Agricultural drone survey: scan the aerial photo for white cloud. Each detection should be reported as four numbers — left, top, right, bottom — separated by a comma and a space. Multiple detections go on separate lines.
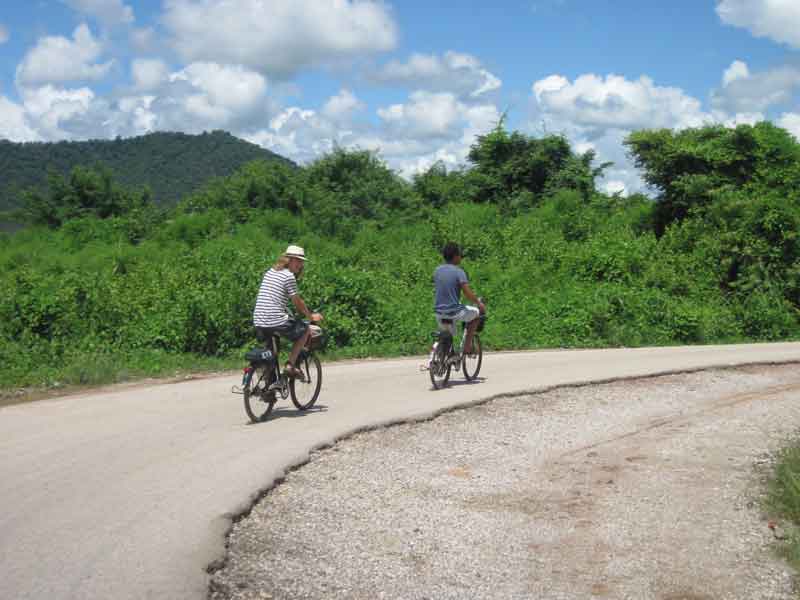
6, 59, 272, 142
602, 180, 627, 195
0, 96, 40, 141
372, 94, 500, 176
0, 24, 9, 44
373, 51, 502, 98
245, 88, 500, 179
16, 24, 113, 87
168, 62, 267, 120
722, 60, 749, 86
527, 71, 766, 194
778, 112, 800, 139
321, 89, 365, 121
378, 91, 465, 138
19, 85, 96, 139
131, 58, 169, 91
130, 27, 157, 52
162, 0, 397, 78
532, 75, 569, 102
712, 60, 800, 113
116, 62, 272, 134
532, 73, 707, 133
111, 95, 157, 134
63, 0, 134, 27
248, 107, 338, 162
716, 0, 800, 48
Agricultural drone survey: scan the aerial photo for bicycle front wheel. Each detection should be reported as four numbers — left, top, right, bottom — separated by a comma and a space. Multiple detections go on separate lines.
462, 334, 482, 381
243, 364, 277, 423
290, 352, 322, 410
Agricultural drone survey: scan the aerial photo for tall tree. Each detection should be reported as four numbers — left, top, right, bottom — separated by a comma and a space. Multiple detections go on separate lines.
625, 122, 800, 235
465, 120, 608, 209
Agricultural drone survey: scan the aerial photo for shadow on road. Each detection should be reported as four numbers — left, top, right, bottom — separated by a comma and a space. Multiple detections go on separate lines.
430, 377, 487, 391
246, 404, 330, 425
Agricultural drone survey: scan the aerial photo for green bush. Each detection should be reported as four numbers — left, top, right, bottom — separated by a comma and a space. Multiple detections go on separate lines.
2, 128, 800, 391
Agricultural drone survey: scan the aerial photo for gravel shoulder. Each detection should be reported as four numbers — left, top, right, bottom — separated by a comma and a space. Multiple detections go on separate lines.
211, 365, 800, 600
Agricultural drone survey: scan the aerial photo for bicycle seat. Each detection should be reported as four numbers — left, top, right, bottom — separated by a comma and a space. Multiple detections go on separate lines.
256, 328, 281, 342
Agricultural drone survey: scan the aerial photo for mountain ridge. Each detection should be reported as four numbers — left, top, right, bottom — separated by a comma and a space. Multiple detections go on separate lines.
0, 130, 294, 211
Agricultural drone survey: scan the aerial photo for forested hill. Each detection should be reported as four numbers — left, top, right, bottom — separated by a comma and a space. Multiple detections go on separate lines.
0, 130, 293, 210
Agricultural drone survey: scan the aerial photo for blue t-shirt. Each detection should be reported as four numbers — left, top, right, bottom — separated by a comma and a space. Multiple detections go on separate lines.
433, 263, 468, 314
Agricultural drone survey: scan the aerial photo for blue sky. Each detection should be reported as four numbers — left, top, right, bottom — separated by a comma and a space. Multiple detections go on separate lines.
1, 1, 799, 192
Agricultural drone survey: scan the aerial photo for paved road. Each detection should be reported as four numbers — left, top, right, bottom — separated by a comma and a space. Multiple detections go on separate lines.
2, 343, 800, 600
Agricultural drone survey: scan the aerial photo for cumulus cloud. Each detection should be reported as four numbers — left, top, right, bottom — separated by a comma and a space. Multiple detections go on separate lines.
372, 51, 502, 98
722, 60, 749, 86
18, 85, 96, 139
527, 71, 765, 194
63, 0, 134, 27
130, 27, 157, 52
245, 88, 500, 178
165, 62, 268, 124
0, 96, 40, 141
16, 24, 113, 87
371, 94, 500, 176
247, 107, 344, 164
532, 73, 707, 134
105, 95, 157, 135
716, 0, 800, 48
162, 0, 397, 78
0, 24, 9, 44
712, 60, 800, 113
131, 58, 169, 91
778, 112, 800, 139
6, 57, 274, 142
378, 91, 466, 139
87, 62, 273, 136
321, 89, 365, 121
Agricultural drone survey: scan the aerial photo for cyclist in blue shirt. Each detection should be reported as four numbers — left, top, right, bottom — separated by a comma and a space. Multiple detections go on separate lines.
433, 242, 486, 355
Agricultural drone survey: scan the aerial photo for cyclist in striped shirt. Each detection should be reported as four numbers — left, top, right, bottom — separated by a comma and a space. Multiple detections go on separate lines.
253, 245, 323, 380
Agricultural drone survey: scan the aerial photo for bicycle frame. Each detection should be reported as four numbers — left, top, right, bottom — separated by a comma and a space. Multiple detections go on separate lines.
433, 321, 469, 365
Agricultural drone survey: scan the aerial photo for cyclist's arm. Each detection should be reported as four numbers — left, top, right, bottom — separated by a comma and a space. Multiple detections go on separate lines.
460, 283, 486, 312
290, 294, 322, 322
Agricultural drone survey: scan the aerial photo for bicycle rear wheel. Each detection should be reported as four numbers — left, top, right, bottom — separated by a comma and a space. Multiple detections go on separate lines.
290, 352, 322, 410
462, 334, 482, 381
243, 364, 277, 423
429, 342, 452, 389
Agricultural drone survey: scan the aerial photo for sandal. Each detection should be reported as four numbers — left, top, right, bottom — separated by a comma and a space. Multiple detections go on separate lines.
284, 363, 307, 382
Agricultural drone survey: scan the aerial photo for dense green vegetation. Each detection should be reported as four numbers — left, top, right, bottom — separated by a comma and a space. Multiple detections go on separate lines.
1, 121, 799, 392
0, 130, 292, 212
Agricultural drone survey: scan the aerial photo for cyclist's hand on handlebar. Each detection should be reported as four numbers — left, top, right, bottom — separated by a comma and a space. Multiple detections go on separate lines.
477, 300, 487, 314
310, 312, 323, 322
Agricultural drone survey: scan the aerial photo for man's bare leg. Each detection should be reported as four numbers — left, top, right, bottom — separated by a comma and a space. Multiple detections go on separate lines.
288, 329, 311, 367
464, 319, 480, 355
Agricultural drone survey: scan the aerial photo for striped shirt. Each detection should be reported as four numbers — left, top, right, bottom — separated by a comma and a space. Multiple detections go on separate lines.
253, 268, 298, 327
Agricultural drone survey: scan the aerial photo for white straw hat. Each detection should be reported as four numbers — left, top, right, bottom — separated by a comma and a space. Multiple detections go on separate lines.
285, 245, 307, 261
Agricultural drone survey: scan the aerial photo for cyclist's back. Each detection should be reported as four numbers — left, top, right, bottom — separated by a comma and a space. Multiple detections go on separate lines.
432, 243, 484, 350
433, 262, 468, 316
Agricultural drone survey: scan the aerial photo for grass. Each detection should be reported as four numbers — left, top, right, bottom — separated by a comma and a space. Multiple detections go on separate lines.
766, 442, 800, 576
0, 349, 242, 406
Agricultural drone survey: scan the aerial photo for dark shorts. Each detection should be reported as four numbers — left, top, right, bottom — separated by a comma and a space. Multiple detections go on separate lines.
256, 319, 308, 343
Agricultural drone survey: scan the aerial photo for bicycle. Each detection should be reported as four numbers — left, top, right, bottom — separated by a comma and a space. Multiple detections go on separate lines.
238, 322, 326, 423
427, 309, 486, 390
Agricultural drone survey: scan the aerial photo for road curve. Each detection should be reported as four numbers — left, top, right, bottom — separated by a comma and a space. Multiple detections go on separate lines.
2, 343, 800, 600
